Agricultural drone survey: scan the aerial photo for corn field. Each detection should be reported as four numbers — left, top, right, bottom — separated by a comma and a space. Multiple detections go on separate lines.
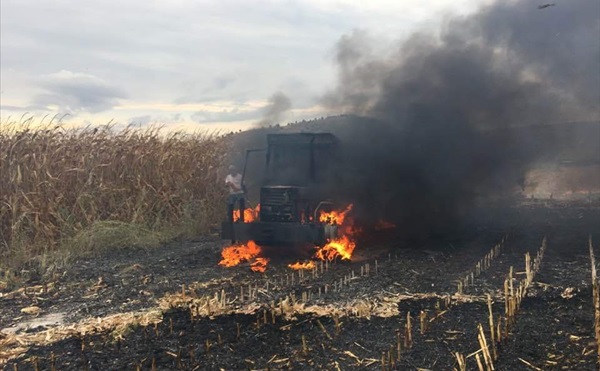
0, 122, 230, 268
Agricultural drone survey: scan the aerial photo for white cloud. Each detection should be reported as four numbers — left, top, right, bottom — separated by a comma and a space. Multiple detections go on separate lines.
31, 70, 126, 113
0, 0, 483, 130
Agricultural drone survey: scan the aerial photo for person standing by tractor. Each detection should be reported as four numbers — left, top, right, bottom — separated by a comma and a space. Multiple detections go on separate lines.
225, 165, 245, 222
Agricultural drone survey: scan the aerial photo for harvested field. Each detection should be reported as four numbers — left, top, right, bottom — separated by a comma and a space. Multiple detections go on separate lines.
1, 204, 599, 370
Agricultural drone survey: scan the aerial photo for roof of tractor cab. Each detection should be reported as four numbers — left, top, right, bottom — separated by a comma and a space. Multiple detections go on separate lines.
267, 133, 338, 146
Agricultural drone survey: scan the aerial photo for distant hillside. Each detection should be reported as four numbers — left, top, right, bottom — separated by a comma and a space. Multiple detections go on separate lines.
227, 116, 600, 166
225, 115, 381, 158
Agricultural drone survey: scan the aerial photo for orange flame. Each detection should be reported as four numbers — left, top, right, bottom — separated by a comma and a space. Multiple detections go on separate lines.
219, 241, 268, 272
250, 257, 269, 273
233, 204, 260, 223
314, 204, 358, 261
314, 235, 356, 261
288, 261, 316, 270
319, 204, 353, 225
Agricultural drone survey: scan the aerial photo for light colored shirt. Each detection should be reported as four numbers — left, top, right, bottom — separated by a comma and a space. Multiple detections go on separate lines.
225, 173, 243, 194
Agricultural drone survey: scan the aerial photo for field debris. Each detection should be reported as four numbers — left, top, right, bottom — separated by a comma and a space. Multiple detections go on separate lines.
20, 306, 41, 315
1, 207, 598, 369
1, 309, 162, 365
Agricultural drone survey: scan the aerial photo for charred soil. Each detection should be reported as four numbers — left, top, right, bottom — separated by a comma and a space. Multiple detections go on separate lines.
2, 203, 599, 370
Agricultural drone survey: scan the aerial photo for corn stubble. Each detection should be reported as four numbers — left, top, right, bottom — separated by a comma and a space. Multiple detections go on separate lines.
454, 237, 548, 371
589, 235, 600, 365
0, 122, 229, 269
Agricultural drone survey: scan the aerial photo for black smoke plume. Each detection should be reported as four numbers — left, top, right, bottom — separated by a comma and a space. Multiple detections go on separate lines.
322, 0, 600, 236
256, 91, 292, 127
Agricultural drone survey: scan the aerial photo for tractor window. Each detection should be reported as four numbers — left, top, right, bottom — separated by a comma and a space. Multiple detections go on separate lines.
267, 145, 311, 185
264, 133, 339, 186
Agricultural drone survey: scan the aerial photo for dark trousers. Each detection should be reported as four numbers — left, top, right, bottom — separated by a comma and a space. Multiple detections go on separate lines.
227, 193, 246, 222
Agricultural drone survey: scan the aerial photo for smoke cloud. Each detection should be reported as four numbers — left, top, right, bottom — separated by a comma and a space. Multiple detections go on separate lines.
256, 91, 292, 127
322, 0, 600, 236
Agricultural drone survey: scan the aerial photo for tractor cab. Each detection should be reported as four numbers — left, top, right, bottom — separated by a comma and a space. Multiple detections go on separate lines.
221, 133, 340, 246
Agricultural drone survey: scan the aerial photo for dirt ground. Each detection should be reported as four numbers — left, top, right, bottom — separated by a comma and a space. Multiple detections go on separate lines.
1, 202, 599, 370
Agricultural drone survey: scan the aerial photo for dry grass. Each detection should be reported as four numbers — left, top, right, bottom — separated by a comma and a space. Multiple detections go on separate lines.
589, 235, 600, 365
0, 119, 230, 273
0, 309, 163, 365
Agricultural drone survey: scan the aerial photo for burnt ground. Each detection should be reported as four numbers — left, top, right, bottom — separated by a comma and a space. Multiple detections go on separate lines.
1, 202, 599, 370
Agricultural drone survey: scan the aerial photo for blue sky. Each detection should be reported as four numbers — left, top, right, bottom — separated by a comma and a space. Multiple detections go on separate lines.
0, 0, 483, 131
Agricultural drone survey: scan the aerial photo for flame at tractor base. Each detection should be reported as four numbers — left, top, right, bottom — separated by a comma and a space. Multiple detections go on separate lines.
314, 235, 356, 261
313, 203, 358, 262
221, 204, 358, 272
288, 261, 316, 270
218, 240, 269, 272
233, 204, 260, 223
319, 204, 353, 225
250, 257, 269, 273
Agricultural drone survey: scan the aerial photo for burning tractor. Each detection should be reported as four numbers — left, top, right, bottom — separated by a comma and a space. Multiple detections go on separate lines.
221, 133, 346, 249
